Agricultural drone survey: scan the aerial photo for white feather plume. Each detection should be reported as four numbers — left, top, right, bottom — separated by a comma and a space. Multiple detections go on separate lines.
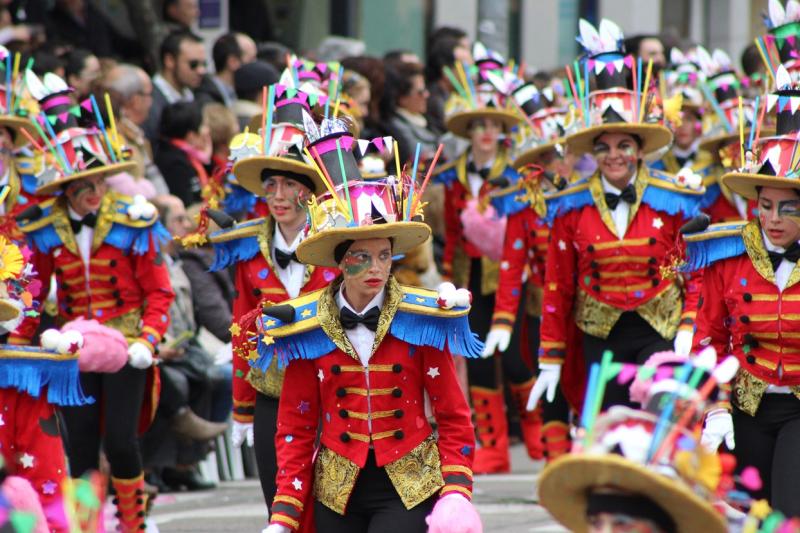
598, 19, 623, 51
776, 64, 793, 89
24, 70, 47, 101
787, 0, 800, 21
770, 0, 787, 26
577, 19, 603, 54
43, 73, 69, 94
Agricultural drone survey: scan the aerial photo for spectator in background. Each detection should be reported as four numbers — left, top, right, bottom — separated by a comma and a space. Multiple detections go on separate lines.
383, 48, 420, 68
232, 60, 279, 130
341, 55, 385, 139
32, 48, 65, 78
144, 30, 206, 143
428, 26, 472, 64
155, 101, 212, 207
44, 0, 141, 60
382, 61, 438, 164
196, 32, 256, 107
624, 34, 666, 69
341, 69, 371, 135
257, 41, 290, 72
425, 33, 466, 135
64, 48, 99, 101
741, 43, 767, 97
102, 63, 170, 195
163, 0, 200, 32
203, 102, 239, 175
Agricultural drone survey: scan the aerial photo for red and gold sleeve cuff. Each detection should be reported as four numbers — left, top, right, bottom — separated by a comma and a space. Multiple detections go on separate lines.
490, 311, 515, 330
270, 495, 303, 530
233, 400, 255, 423
678, 312, 696, 332
538, 340, 566, 365
6, 334, 30, 345
440, 465, 473, 500
139, 326, 163, 351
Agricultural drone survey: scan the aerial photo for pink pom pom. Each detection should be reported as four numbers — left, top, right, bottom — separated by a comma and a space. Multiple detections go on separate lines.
61, 318, 128, 373
628, 350, 687, 406
425, 494, 482, 533
739, 466, 762, 491
459, 199, 506, 261
2, 476, 49, 533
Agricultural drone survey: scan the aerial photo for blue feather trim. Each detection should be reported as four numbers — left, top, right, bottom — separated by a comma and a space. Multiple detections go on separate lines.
210, 235, 260, 271
27, 225, 62, 253
435, 167, 459, 187
0, 353, 93, 406
682, 234, 746, 272
641, 185, 700, 220
490, 169, 526, 217
699, 182, 722, 209
223, 184, 257, 216
390, 309, 483, 358
543, 186, 593, 225
255, 326, 336, 371
20, 172, 38, 195
104, 220, 171, 255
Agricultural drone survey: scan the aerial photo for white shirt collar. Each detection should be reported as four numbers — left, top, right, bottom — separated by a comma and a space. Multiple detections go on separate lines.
153, 73, 194, 104
672, 139, 701, 160
601, 174, 636, 195
67, 205, 89, 221
273, 224, 303, 253
336, 285, 385, 315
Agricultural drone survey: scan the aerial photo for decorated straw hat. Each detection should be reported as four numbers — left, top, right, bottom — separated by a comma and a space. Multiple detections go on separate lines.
0, 46, 38, 146
510, 83, 569, 169
721, 65, 800, 199
296, 117, 431, 267
763, 0, 800, 79
25, 71, 135, 195
539, 348, 737, 533
564, 19, 673, 156
663, 46, 708, 113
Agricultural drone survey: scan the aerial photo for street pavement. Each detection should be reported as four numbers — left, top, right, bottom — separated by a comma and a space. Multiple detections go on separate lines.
148, 444, 567, 532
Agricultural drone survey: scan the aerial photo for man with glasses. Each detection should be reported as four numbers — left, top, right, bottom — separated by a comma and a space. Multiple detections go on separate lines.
144, 30, 208, 144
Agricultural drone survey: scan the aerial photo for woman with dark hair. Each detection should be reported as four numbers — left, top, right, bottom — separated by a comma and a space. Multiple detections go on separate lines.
340, 56, 386, 139
425, 33, 471, 135
155, 101, 212, 207
64, 47, 100, 101
381, 61, 438, 165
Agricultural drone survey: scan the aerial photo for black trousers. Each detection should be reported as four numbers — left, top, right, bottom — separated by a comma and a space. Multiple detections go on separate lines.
314, 450, 436, 532
61, 364, 147, 479
466, 259, 533, 388
733, 394, 800, 516
253, 392, 279, 508
583, 312, 672, 410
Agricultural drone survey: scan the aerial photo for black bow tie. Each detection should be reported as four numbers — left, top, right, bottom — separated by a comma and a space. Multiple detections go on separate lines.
339, 306, 381, 332
675, 153, 695, 168
768, 242, 800, 271
70, 213, 97, 234
467, 162, 490, 180
274, 248, 298, 269
604, 185, 637, 210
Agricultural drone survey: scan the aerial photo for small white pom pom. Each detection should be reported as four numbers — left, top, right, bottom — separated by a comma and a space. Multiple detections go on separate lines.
40, 329, 61, 351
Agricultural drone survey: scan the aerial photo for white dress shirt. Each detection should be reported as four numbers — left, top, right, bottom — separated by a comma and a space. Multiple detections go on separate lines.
272, 227, 304, 299
601, 174, 636, 239
466, 157, 494, 198
67, 206, 94, 267
762, 231, 797, 393
153, 73, 194, 104
336, 287, 385, 367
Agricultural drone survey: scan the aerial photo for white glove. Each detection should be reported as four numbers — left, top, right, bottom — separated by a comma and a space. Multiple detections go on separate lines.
673, 329, 694, 357
481, 328, 511, 358
127, 342, 154, 369
527, 363, 561, 409
231, 421, 254, 448
261, 525, 290, 533
701, 409, 735, 451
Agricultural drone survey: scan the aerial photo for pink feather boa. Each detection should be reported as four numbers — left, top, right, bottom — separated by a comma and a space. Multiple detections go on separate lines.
459, 199, 506, 261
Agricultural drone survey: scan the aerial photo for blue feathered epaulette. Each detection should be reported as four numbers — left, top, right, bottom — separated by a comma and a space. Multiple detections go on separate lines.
489, 168, 527, 217
254, 284, 484, 370
0, 344, 93, 406
18, 199, 63, 253
643, 169, 704, 220
681, 221, 747, 272
103, 194, 170, 255
700, 180, 722, 209
434, 164, 459, 187
223, 182, 257, 216
208, 217, 265, 271
543, 179, 592, 224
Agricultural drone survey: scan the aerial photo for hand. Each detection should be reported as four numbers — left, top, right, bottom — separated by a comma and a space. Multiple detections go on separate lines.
261, 525, 290, 533
426, 493, 481, 533
701, 409, 735, 451
159, 346, 185, 361
673, 329, 694, 357
128, 342, 154, 369
527, 363, 561, 408
481, 328, 511, 358
231, 421, 254, 448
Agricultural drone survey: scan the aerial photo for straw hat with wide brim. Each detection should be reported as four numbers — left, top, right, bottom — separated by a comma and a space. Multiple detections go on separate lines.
699, 128, 775, 161
0, 300, 19, 322
0, 115, 38, 147
566, 123, 674, 156
296, 222, 431, 267
719, 169, 800, 200
513, 138, 562, 170
35, 161, 138, 196
233, 155, 322, 196
445, 108, 521, 139
539, 454, 726, 533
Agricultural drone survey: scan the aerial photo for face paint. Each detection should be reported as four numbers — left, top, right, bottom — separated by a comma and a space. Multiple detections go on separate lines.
778, 199, 800, 218
342, 250, 373, 277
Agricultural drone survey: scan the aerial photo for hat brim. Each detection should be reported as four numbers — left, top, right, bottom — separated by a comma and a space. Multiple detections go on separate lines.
35, 161, 138, 195
699, 128, 776, 161
296, 222, 431, 267
539, 454, 726, 533
0, 116, 38, 147
233, 156, 321, 196
513, 139, 562, 170
0, 300, 19, 322
445, 109, 521, 138
720, 171, 800, 200
566, 123, 673, 156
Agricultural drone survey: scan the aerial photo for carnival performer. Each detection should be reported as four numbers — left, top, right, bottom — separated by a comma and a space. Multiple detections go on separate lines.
528, 18, 704, 412
209, 82, 338, 512
434, 48, 525, 474
260, 116, 480, 532
9, 71, 174, 532
687, 63, 800, 517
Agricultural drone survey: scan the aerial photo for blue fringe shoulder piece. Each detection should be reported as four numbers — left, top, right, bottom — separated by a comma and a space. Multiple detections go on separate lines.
103, 195, 171, 255
0, 345, 93, 406
642, 169, 703, 220
543, 179, 592, 225
208, 217, 266, 271
433, 162, 459, 187
254, 284, 484, 370
223, 182, 257, 216
700, 181, 722, 209
18, 199, 63, 253
681, 221, 747, 272
489, 168, 527, 217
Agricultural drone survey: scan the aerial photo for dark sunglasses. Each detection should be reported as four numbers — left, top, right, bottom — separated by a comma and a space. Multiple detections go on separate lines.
188, 59, 207, 70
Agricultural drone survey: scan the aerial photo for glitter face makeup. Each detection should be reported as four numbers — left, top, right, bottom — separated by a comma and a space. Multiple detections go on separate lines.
339, 238, 393, 311
65, 175, 107, 215
593, 133, 642, 188
264, 175, 311, 227
758, 187, 800, 248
